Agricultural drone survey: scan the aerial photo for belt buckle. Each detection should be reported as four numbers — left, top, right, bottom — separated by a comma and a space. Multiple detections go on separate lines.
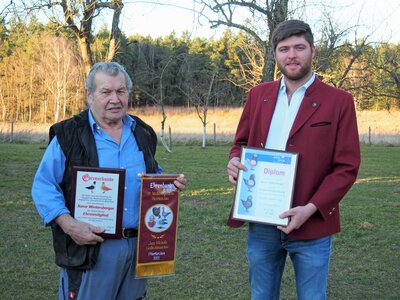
122, 228, 128, 239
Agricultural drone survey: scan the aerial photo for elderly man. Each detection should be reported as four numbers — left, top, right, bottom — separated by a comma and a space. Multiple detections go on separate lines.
32, 62, 186, 300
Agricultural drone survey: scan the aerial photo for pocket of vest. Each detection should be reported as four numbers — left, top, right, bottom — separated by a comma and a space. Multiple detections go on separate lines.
51, 224, 99, 270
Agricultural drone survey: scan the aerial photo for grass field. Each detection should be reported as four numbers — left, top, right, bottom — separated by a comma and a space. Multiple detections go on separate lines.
1, 107, 399, 145
0, 144, 399, 299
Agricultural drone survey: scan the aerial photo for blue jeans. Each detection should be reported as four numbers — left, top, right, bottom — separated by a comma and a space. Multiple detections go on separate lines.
247, 223, 332, 300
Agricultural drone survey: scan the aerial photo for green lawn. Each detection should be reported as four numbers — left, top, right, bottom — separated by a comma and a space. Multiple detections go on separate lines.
0, 144, 399, 299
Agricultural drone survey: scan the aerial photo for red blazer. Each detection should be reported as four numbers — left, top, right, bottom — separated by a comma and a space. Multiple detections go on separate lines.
228, 76, 361, 240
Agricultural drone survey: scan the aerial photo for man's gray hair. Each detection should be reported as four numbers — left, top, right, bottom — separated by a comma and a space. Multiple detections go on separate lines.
86, 62, 133, 94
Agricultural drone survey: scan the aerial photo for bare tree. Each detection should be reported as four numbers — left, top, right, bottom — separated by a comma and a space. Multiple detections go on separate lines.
197, 0, 290, 81
358, 43, 400, 110
135, 49, 184, 152
136, 63, 171, 152
40, 35, 78, 123
309, 7, 378, 110
314, 8, 373, 87
226, 33, 264, 92
5, 0, 124, 74
180, 62, 219, 148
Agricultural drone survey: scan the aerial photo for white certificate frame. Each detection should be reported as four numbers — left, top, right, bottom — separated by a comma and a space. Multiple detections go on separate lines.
71, 166, 125, 239
232, 147, 298, 226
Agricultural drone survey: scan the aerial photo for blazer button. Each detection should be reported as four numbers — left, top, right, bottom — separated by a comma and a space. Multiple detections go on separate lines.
329, 212, 333, 216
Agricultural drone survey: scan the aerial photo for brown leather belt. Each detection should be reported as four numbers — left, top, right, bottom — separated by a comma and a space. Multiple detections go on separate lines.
122, 228, 138, 238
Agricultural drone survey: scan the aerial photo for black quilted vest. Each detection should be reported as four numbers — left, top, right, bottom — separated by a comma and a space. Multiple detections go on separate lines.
48, 109, 158, 270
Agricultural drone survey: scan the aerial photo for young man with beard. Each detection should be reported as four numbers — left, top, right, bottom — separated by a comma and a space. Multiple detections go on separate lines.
226, 20, 360, 299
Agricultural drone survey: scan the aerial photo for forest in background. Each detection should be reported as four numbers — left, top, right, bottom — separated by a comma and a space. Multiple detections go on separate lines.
0, 0, 399, 125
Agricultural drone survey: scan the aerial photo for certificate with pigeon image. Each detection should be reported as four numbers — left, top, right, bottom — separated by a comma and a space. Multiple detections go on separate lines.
71, 166, 125, 239
232, 147, 298, 226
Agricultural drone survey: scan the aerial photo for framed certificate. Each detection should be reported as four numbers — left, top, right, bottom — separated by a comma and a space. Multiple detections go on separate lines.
71, 166, 125, 239
232, 147, 298, 226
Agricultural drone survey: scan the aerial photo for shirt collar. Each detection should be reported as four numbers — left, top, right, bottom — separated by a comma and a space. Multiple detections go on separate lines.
88, 109, 136, 133
279, 72, 316, 92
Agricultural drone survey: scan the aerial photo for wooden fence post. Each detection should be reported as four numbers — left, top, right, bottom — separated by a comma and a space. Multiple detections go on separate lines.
168, 125, 172, 151
10, 121, 14, 143
368, 126, 371, 145
213, 123, 216, 146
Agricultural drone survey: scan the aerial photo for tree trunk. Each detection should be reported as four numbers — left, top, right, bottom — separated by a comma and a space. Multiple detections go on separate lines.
0, 87, 6, 121
78, 37, 93, 75
264, 46, 276, 81
159, 104, 172, 152
107, 1, 123, 62
43, 95, 47, 125
202, 125, 207, 148
202, 109, 207, 148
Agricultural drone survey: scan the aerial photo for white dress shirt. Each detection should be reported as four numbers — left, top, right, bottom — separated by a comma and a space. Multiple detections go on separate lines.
265, 73, 316, 150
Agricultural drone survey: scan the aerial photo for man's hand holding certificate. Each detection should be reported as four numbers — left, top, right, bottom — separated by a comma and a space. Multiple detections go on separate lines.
232, 147, 298, 226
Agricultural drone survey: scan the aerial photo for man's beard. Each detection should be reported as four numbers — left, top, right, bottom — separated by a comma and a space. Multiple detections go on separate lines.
278, 61, 312, 81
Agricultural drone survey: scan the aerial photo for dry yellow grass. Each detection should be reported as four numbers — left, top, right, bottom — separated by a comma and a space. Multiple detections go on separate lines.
1, 107, 399, 144
356, 110, 400, 144
131, 106, 242, 136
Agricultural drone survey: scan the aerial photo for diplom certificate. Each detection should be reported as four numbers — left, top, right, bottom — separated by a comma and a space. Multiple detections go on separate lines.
71, 166, 125, 239
136, 173, 181, 278
232, 147, 298, 226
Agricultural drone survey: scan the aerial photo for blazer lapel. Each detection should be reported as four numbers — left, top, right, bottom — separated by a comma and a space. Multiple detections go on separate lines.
288, 79, 321, 139
259, 81, 280, 145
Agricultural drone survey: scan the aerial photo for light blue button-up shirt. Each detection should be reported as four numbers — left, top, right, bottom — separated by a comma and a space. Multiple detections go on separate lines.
265, 73, 315, 150
32, 110, 160, 229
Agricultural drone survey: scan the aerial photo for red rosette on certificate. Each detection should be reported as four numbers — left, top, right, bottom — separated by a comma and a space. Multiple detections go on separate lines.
136, 173, 182, 278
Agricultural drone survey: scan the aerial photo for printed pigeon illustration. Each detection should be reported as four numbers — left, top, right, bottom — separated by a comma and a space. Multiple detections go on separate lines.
147, 215, 156, 228
162, 207, 171, 220
243, 174, 256, 192
85, 181, 96, 193
246, 154, 258, 170
158, 219, 168, 225
101, 182, 112, 193
157, 218, 169, 229
241, 195, 253, 212
152, 206, 161, 219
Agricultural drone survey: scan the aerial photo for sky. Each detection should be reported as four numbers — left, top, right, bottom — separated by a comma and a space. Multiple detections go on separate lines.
0, 0, 398, 43
118, 0, 220, 39
114, 0, 400, 43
